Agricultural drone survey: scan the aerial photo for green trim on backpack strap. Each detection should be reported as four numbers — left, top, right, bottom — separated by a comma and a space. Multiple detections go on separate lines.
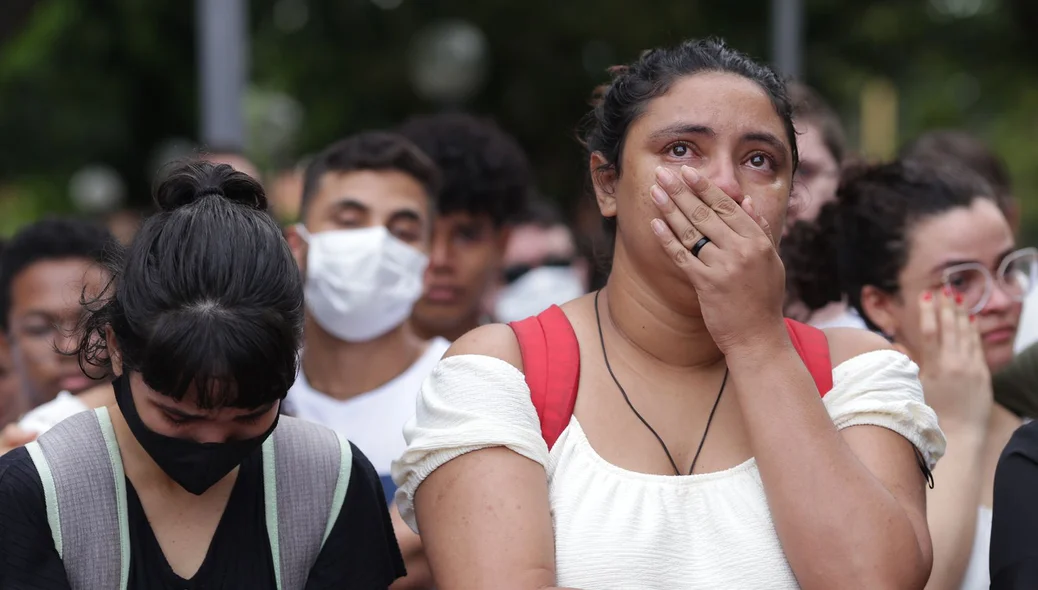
95, 408, 130, 590
25, 441, 63, 558
262, 435, 283, 590
321, 434, 353, 546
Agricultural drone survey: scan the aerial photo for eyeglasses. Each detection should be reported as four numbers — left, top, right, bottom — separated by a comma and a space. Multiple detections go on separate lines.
941, 247, 1038, 314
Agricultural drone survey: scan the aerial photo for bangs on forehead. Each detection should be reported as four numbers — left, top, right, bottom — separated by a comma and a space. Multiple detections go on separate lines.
135, 307, 298, 410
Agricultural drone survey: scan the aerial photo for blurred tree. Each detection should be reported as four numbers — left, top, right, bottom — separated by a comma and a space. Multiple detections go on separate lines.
0, 0, 1036, 243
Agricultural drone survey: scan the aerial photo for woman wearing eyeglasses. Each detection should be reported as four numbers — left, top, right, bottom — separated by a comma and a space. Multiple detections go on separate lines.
786, 159, 1035, 590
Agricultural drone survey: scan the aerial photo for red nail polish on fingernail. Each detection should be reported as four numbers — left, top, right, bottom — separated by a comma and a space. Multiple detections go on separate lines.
970, 315, 976, 323
922, 291, 932, 302
955, 293, 963, 304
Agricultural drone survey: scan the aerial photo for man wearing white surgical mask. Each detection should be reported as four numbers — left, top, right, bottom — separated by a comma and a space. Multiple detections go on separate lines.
284, 132, 450, 507
490, 199, 590, 323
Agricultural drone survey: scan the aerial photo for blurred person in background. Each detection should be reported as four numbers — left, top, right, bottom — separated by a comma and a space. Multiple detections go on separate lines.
268, 161, 307, 223
990, 341, 1038, 588
489, 198, 590, 323
0, 347, 24, 429
103, 208, 144, 246
0, 240, 28, 428
283, 132, 450, 501
786, 160, 1032, 590
398, 113, 532, 342
283, 133, 446, 590
0, 219, 113, 408
780, 82, 866, 330
0, 161, 404, 587
202, 147, 262, 182
0, 221, 119, 454
394, 39, 942, 589
900, 129, 1036, 354
991, 340, 1038, 420
783, 82, 847, 231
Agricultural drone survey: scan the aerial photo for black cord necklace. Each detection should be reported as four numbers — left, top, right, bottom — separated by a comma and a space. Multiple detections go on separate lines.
594, 289, 728, 476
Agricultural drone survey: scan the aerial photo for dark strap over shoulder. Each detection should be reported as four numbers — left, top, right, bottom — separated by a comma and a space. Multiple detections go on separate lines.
509, 305, 580, 450
511, 309, 834, 451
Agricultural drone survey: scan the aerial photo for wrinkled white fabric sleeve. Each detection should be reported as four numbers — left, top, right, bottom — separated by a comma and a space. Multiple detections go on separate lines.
824, 350, 947, 470
391, 354, 549, 533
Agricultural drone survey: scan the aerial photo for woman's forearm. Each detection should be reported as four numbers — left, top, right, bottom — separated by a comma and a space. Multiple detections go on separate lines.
922, 424, 986, 590
726, 333, 930, 589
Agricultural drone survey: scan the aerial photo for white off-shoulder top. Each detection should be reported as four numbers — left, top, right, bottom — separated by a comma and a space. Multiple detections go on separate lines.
392, 350, 946, 590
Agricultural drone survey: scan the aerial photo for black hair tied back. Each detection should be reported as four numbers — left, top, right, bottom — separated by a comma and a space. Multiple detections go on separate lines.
77, 159, 303, 409
154, 160, 267, 212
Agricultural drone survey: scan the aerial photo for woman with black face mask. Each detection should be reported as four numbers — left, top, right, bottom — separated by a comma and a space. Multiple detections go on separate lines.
0, 161, 405, 589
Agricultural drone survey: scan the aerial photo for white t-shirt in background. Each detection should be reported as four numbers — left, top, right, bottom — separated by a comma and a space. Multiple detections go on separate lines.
286, 337, 450, 503
18, 391, 89, 435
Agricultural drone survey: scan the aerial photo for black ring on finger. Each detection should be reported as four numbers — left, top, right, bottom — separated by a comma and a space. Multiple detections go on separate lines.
691, 236, 711, 258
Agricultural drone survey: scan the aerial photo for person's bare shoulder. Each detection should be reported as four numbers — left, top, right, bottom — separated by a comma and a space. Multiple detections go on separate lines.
444, 323, 524, 371
823, 327, 896, 368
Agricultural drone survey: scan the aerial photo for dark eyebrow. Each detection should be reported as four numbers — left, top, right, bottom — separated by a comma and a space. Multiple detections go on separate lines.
329, 198, 370, 214
387, 209, 423, 225
929, 248, 1016, 275
648, 124, 715, 142
742, 132, 789, 158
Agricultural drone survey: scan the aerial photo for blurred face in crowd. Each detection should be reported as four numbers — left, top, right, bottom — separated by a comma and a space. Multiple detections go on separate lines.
0, 346, 26, 426
593, 72, 795, 290
0, 258, 107, 405
206, 153, 261, 182
412, 213, 508, 340
785, 119, 840, 233
503, 223, 581, 280
487, 221, 590, 323
863, 198, 1024, 372
290, 168, 433, 274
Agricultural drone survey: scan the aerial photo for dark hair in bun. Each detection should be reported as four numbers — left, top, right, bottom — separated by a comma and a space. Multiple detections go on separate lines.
154, 160, 267, 212
77, 159, 303, 409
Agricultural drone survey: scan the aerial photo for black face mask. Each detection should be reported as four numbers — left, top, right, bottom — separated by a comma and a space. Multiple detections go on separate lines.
114, 374, 279, 495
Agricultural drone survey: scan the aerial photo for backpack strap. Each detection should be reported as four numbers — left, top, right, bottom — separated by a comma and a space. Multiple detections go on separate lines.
25, 407, 130, 590
784, 318, 834, 396
263, 416, 352, 590
509, 305, 581, 450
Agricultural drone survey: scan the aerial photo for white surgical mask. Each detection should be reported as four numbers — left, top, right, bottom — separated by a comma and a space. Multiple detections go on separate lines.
494, 266, 586, 324
297, 225, 429, 342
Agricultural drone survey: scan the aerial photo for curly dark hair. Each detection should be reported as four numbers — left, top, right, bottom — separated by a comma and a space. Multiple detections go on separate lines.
783, 159, 995, 331
77, 160, 304, 409
397, 113, 531, 227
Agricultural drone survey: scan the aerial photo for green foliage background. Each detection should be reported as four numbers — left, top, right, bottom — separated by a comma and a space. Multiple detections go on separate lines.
1, 0, 1036, 242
